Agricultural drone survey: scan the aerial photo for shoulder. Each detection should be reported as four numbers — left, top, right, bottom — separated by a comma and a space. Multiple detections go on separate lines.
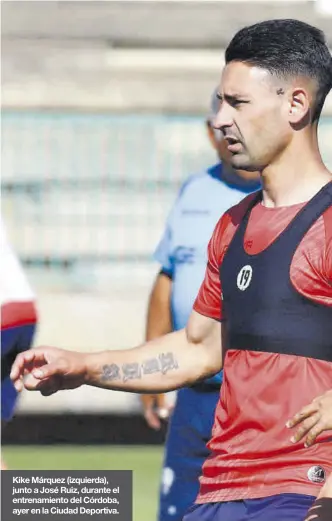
177, 169, 214, 200
226, 192, 258, 223
210, 192, 259, 262
214, 192, 258, 237
169, 169, 216, 217
164, 170, 214, 227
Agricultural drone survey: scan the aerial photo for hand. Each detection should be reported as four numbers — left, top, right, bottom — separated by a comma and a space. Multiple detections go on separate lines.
10, 346, 87, 396
141, 394, 173, 431
286, 390, 332, 447
303, 473, 332, 520
318, 472, 332, 499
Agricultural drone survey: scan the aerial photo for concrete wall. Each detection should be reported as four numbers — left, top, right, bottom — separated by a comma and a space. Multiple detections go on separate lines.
2, 1, 332, 113
3, 1, 331, 47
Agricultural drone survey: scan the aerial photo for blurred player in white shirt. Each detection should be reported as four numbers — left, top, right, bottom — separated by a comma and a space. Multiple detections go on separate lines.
1, 216, 38, 468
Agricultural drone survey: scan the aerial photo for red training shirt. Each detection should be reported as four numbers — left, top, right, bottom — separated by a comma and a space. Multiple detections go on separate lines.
193, 194, 332, 503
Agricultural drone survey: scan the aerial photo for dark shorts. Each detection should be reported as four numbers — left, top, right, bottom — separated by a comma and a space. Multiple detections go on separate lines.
158, 386, 220, 521
1, 323, 36, 421
183, 493, 316, 521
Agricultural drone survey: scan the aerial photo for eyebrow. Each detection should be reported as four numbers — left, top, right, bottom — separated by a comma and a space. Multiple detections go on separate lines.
216, 92, 250, 103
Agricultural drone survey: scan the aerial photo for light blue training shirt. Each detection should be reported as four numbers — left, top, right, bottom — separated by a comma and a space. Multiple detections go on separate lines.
154, 162, 261, 387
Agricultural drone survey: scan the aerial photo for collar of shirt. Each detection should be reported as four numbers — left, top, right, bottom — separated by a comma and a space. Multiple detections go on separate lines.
207, 162, 261, 193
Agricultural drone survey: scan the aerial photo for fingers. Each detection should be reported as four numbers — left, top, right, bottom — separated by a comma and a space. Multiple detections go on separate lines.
287, 391, 332, 447
23, 372, 60, 394
304, 512, 319, 521
288, 412, 329, 447
11, 349, 66, 393
286, 402, 319, 429
10, 350, 33, 380
318, 473, 332, 499
140, 394, 155, 409
156, 393, 167, 408
155, 394, 172, 421
158, 403, 174, 421
10, 350, 39, 391
142, 395, 172, 429
289, 413, 320, 445
158, 407, 170, 421
303, 420, 329, 447
30, 360, 64, 381
144, 408, 162, 430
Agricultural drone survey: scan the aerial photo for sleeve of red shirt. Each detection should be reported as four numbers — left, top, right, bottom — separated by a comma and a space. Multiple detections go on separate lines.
193, 215, 226, 322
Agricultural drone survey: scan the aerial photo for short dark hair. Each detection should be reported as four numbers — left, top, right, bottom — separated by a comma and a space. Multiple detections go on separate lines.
225, 19, 332, 121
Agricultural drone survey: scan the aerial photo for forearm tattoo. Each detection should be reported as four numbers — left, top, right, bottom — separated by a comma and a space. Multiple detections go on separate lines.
100, 352, 179, 382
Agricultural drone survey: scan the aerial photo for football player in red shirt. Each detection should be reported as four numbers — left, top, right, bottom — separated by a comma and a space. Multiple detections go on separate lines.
10, 19, 332, 521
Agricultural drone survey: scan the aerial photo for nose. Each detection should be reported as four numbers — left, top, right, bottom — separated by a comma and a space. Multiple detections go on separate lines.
212, 104, 233, 133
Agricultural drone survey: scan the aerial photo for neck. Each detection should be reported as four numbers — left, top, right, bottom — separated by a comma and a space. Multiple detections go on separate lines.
223, 163, 260, 184
260, 130, 331, 208
236, 169, 261, 182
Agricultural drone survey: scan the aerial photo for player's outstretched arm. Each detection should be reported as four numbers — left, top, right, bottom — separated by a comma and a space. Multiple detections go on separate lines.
10, 310, 222, 396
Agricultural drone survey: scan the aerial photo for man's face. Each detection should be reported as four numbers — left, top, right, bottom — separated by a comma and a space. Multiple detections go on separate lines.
213, 62, 292, 171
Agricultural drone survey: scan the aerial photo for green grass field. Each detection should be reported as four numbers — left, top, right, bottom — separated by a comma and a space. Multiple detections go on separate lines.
2, 445, 164, 521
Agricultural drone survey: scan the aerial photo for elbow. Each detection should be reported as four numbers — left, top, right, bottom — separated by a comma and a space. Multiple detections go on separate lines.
186, 345, 221, 386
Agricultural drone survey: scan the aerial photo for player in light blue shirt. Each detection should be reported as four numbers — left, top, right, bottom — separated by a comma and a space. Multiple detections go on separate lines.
140, 90, 261, 521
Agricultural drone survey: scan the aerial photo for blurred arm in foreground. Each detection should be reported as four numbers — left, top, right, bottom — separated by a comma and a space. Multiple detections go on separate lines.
10, 310, 222, 396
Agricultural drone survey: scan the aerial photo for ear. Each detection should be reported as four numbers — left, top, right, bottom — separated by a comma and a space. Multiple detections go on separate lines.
206, 120, 217, 150
288, 88, 310, 124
